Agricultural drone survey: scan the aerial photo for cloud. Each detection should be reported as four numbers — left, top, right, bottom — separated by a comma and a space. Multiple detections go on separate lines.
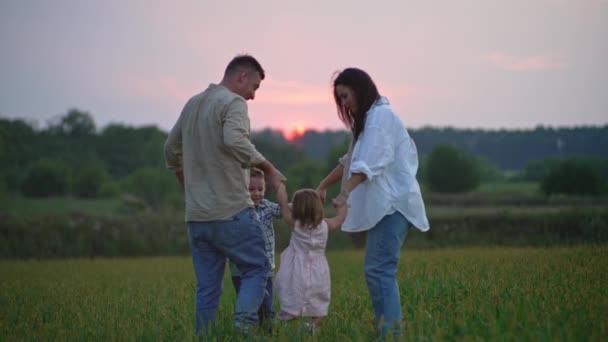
255, 79, 332, 105
486, 52, 567, 71
115, 74, 198, 106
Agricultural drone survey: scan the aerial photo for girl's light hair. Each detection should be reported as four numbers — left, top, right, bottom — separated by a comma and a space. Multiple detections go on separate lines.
291, 189, 324, 228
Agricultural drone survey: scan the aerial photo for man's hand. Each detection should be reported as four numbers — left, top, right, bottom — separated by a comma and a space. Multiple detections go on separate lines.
254, 160, 286, 193
175, 169, 185, 190
316, 186, 327, 203
266, 168, 286, 193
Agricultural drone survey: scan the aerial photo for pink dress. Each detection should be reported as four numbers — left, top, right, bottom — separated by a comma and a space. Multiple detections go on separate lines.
275, 220, 330, 318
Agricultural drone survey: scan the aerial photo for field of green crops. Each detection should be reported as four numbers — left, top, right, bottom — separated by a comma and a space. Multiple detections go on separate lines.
1, 246, 606, 341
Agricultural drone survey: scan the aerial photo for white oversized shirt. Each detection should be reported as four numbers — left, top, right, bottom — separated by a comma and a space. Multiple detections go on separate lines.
341, 97, 430, 233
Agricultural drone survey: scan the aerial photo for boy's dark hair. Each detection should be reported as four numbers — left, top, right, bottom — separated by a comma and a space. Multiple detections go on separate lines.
333, 68, 380, 142
291, 189, 324, 228
225, 54, 265, 80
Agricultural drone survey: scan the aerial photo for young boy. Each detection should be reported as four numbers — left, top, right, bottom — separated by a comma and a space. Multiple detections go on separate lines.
229, 167, 281, 331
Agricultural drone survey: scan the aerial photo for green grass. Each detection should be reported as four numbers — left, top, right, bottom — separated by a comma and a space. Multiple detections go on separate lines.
426, 205, 570, 218
0, 196, 122, 215
476, 181, 540, 195
1, 246, 606, 340
420, 181, 540, 196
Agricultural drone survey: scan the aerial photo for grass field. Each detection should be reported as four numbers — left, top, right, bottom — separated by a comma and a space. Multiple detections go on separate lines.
1, 246, 606, 341
0, 196, 122, 216
476, 182, 539, 195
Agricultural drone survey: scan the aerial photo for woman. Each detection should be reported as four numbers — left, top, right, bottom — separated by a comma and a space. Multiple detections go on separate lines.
316, 68, 430, 337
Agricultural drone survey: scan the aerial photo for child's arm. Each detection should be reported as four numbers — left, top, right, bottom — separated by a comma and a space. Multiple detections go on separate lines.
269, 201, 281, 218
325, 205, 347, 231
276, 182, 294, 227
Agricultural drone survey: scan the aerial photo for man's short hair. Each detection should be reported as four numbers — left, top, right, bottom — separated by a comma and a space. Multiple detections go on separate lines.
225, 54, 265, 80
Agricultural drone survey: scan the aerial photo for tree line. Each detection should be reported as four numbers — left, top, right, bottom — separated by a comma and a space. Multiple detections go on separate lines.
1, 109, 607, 257
284, 125, 608, 171
1, 109, 607, 207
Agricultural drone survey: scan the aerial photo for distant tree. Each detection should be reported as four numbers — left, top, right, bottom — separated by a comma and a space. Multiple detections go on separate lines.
0, 177, 6, 198
324, 140, 350, 174
0, 118, 38, 192
47, 109, 96, 137
426, 144, 480, 193
417, 154, 428, 184
521, 159, 561, 181
251, 135, 306, 172
98, 180, 121, 198
0, 118, 36, 162
251, 128, 286, 143
295, 130, 350, 161
285, 159, 326, 193
541, 158, 604, 196
21, 159, 69, 197
320, 140, 350, 201
97, 124, 167, 178
410, 125, 608, 170
71, 159, 111, 198
123, 167, 178, 209
476, 157, 505, 182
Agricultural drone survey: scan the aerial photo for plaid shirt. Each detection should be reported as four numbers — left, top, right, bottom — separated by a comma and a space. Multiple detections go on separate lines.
230, 199, 281, 277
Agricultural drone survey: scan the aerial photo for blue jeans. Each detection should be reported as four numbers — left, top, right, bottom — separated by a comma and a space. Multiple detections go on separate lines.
232, 275, 274, 331
188, 208, 270, 335
364, 211, 410, 338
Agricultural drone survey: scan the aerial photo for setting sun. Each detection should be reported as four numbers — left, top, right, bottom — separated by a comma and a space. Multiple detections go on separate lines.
284, 123, 307, 142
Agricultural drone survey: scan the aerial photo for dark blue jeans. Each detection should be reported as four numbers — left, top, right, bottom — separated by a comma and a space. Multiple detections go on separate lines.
364, 211, 410, 338
187, 208, 270, 335
232, 275, 274, 331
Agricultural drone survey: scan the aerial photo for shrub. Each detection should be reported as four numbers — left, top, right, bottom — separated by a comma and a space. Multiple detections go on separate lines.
0, 177, 6, 198
71, 160, 110, 198
21, 159, 69, 197
285, 159, 326, 193
476, 157, 504, 182
541, 158, 604, 196
123, 168, 179, 209
99, 181, 121, 198
522, 159, 561, 181
426, 144, 480, 193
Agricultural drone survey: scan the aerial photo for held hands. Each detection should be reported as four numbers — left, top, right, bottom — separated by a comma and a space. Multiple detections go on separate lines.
332, 189, 349, 208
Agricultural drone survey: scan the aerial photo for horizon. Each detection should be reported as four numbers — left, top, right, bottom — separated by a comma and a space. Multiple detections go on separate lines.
1, 1, 607, 134
2, 109, 605, 143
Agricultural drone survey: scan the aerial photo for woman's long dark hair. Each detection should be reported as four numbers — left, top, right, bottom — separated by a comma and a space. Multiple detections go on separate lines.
333, 68, 380, 142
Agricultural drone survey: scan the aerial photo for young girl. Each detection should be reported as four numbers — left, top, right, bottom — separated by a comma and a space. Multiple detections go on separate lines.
274, 182, 346, 332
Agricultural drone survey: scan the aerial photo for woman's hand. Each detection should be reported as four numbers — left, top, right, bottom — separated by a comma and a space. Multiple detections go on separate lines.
332, 173, 365, 208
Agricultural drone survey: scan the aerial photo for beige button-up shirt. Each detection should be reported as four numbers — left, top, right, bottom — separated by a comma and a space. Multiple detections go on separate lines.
164, 84, 266, 221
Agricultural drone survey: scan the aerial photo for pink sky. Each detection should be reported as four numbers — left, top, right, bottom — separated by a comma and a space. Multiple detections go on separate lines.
1, 0, 607, 136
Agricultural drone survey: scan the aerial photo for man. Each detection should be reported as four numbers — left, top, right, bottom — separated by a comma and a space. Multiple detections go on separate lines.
164, 54, 285, 335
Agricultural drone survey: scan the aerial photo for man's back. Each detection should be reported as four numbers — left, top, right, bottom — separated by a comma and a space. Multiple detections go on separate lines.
164, 54, 287, 335
165, 84, 266, 221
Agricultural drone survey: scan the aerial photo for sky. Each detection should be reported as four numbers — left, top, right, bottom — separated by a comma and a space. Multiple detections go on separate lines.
1, 0, 607, 137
